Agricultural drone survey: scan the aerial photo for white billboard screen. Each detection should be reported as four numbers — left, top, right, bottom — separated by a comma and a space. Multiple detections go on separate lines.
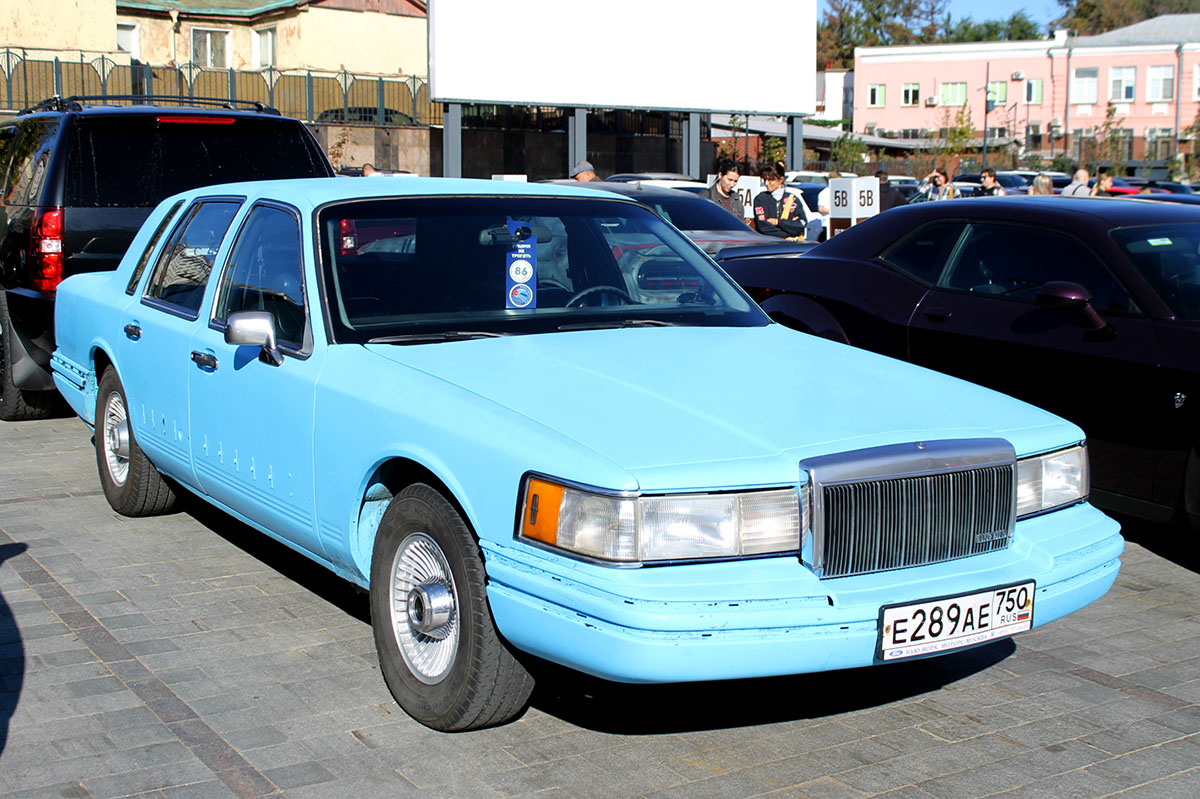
429, 0, 816, 116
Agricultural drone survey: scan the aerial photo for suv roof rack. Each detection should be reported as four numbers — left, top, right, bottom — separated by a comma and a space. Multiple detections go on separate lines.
20, 95, 282, 116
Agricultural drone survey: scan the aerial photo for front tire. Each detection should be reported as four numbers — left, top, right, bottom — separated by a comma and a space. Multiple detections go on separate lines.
370, 484, 533, 731
95, 368, 176, 516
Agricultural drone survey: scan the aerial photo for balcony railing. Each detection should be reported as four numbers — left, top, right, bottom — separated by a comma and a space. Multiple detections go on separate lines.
0, 49, 441, 127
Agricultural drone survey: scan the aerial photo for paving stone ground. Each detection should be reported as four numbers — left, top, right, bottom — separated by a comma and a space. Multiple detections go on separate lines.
1, 416, 1197, 798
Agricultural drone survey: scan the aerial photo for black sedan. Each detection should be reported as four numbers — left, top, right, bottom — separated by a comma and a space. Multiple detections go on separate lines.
717, 197, 1200, 529
545, 180, 784, 254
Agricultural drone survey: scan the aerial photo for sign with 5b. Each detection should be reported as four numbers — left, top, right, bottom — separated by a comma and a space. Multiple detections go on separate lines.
829, 176, 879, 236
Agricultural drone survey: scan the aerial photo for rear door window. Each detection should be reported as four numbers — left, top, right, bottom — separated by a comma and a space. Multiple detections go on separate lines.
65, 115, 328, 208
2, 119, 60, 206
144, 200, 241, 317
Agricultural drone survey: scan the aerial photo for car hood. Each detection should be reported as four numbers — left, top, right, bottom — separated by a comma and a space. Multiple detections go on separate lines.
363, 324, 1080, 491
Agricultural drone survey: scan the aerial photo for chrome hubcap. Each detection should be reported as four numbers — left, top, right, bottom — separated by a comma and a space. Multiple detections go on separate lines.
102, 391, 130, 486
390, 532, 459, 684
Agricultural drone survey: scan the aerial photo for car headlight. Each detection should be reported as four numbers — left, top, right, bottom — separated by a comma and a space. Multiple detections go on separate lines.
519, 476, 806, 563
1016, 445, 1089, 518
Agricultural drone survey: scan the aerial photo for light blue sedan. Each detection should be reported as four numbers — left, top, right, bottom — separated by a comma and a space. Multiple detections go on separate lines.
51, 177, 1123, 731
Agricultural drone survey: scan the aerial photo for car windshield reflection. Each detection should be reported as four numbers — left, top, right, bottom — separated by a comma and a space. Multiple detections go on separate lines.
1111, 224, 1200, 321
318, 197, 764, 342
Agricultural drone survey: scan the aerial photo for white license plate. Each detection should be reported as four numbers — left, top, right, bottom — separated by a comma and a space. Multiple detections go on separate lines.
878, 581, 1035, 661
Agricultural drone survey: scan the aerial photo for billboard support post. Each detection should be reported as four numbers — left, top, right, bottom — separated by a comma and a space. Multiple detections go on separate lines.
443, 102, 462, 178
787, 116, 804, 171
683, 112, 701, 178
568, 108, 588, 171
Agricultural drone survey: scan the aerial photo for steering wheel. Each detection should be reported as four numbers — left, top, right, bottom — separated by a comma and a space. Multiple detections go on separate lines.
565, 285, 634, 307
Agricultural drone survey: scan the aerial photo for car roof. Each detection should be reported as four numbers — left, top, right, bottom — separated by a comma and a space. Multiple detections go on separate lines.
167, 176, 636, 207
11, 96, 285, 119
542, 179, 701, 199
811, 196, 1200, 256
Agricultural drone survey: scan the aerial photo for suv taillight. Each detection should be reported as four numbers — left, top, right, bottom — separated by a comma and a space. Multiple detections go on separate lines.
30, 206, 64, 293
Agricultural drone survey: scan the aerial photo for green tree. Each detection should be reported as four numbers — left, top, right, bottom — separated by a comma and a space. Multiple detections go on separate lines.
831, 132, 870, 172
932, 104, 975, 170
943, 12, 1041, 42
1094, 101, 1128, 177
1054, 1, 1200, 36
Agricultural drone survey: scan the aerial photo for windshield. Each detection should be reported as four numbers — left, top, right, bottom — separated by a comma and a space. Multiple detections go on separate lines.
317, 196, 766, 342
1111, 224, 1200, 320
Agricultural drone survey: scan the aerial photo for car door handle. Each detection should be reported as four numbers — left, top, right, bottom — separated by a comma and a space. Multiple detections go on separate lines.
920, 305, 953, 322
124, 324, 141, 340
190, 351, 218, 371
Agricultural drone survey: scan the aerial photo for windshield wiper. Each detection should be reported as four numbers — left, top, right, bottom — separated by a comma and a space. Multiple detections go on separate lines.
557, 319, 680, 331
366, 330, 509, 344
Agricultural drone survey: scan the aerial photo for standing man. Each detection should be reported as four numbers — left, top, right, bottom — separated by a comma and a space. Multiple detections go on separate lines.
1062, 168, 1091, 196
978, 168, 1006, 196
569, 160, 599, 182
876, 170, 908, 211
701, 160, 747, 223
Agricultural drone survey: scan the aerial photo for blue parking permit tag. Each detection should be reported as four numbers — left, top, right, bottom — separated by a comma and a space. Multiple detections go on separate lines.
505, 221, 537, 309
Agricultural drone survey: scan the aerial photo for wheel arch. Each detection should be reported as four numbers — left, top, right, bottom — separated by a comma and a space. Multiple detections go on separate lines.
351, 457, 476, 587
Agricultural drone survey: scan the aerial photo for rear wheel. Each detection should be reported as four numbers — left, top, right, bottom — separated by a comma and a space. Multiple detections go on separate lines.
0, 293, 56, 422
95, 368, 176, 516
370, 483, 533, 731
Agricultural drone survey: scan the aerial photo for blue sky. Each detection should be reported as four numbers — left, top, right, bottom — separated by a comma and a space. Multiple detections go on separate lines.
819, 1, 1063, 32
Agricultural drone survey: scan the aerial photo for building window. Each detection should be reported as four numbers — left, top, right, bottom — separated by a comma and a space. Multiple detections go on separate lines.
940, 82, 967, 106
1072, 68, 1098, 104
902, 84, 919, 106
253, 27, 276, 68
868, 85, 886, 107
987, 81, 1007, 105
192, 28, 229, 69
1027, 123, 1042, 150
116, 24, 140, 60
1110, 67, 1135, 101
1148, 65, 1175, 101
1025, 79, 1043, 104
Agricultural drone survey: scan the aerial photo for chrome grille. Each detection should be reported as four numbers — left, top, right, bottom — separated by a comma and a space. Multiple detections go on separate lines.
802, 439, 1017, 580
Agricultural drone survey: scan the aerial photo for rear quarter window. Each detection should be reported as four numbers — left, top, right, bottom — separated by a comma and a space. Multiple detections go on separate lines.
65, 116, 329, 208
878, 220, 968, 284
2, 119, 60, 206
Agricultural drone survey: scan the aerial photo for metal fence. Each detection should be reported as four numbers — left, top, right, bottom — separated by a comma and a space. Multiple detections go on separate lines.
0, 49, 441, 127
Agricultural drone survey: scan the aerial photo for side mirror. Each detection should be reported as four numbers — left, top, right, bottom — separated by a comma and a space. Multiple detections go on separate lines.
1036, 280, 1113, 337
225, 311, 284, 366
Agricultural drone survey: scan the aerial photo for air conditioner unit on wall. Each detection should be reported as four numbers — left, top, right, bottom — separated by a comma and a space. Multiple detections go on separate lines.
1011, 71, 1025, 81
925, 96, 939, 107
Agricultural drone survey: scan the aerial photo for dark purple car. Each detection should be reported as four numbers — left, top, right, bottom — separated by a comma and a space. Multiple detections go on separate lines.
717, 196, 1200, 529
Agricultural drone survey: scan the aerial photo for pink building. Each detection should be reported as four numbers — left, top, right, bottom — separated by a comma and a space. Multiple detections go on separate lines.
853, 14, 1200, 169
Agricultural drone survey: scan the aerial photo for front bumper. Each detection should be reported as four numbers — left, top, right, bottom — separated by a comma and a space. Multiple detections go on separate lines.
484, 502, 1122, 683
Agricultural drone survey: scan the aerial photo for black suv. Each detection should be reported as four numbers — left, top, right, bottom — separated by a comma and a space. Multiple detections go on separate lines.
0, 96, 334, 420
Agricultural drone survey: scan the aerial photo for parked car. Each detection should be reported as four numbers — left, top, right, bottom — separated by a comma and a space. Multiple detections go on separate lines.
0, 95, 334, 421
605, 172, 695, 182
1122, 178, 1192, 194
546, 179, 783, 254
316, 107, 416, 126
1120, 192, 1200, 206
716, 196, 1200, 528
52, 177, 1121, 730
952, 172, 1030, 195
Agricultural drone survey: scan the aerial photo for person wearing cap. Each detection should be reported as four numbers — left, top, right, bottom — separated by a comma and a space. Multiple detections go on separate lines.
569, 160, 598, 182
